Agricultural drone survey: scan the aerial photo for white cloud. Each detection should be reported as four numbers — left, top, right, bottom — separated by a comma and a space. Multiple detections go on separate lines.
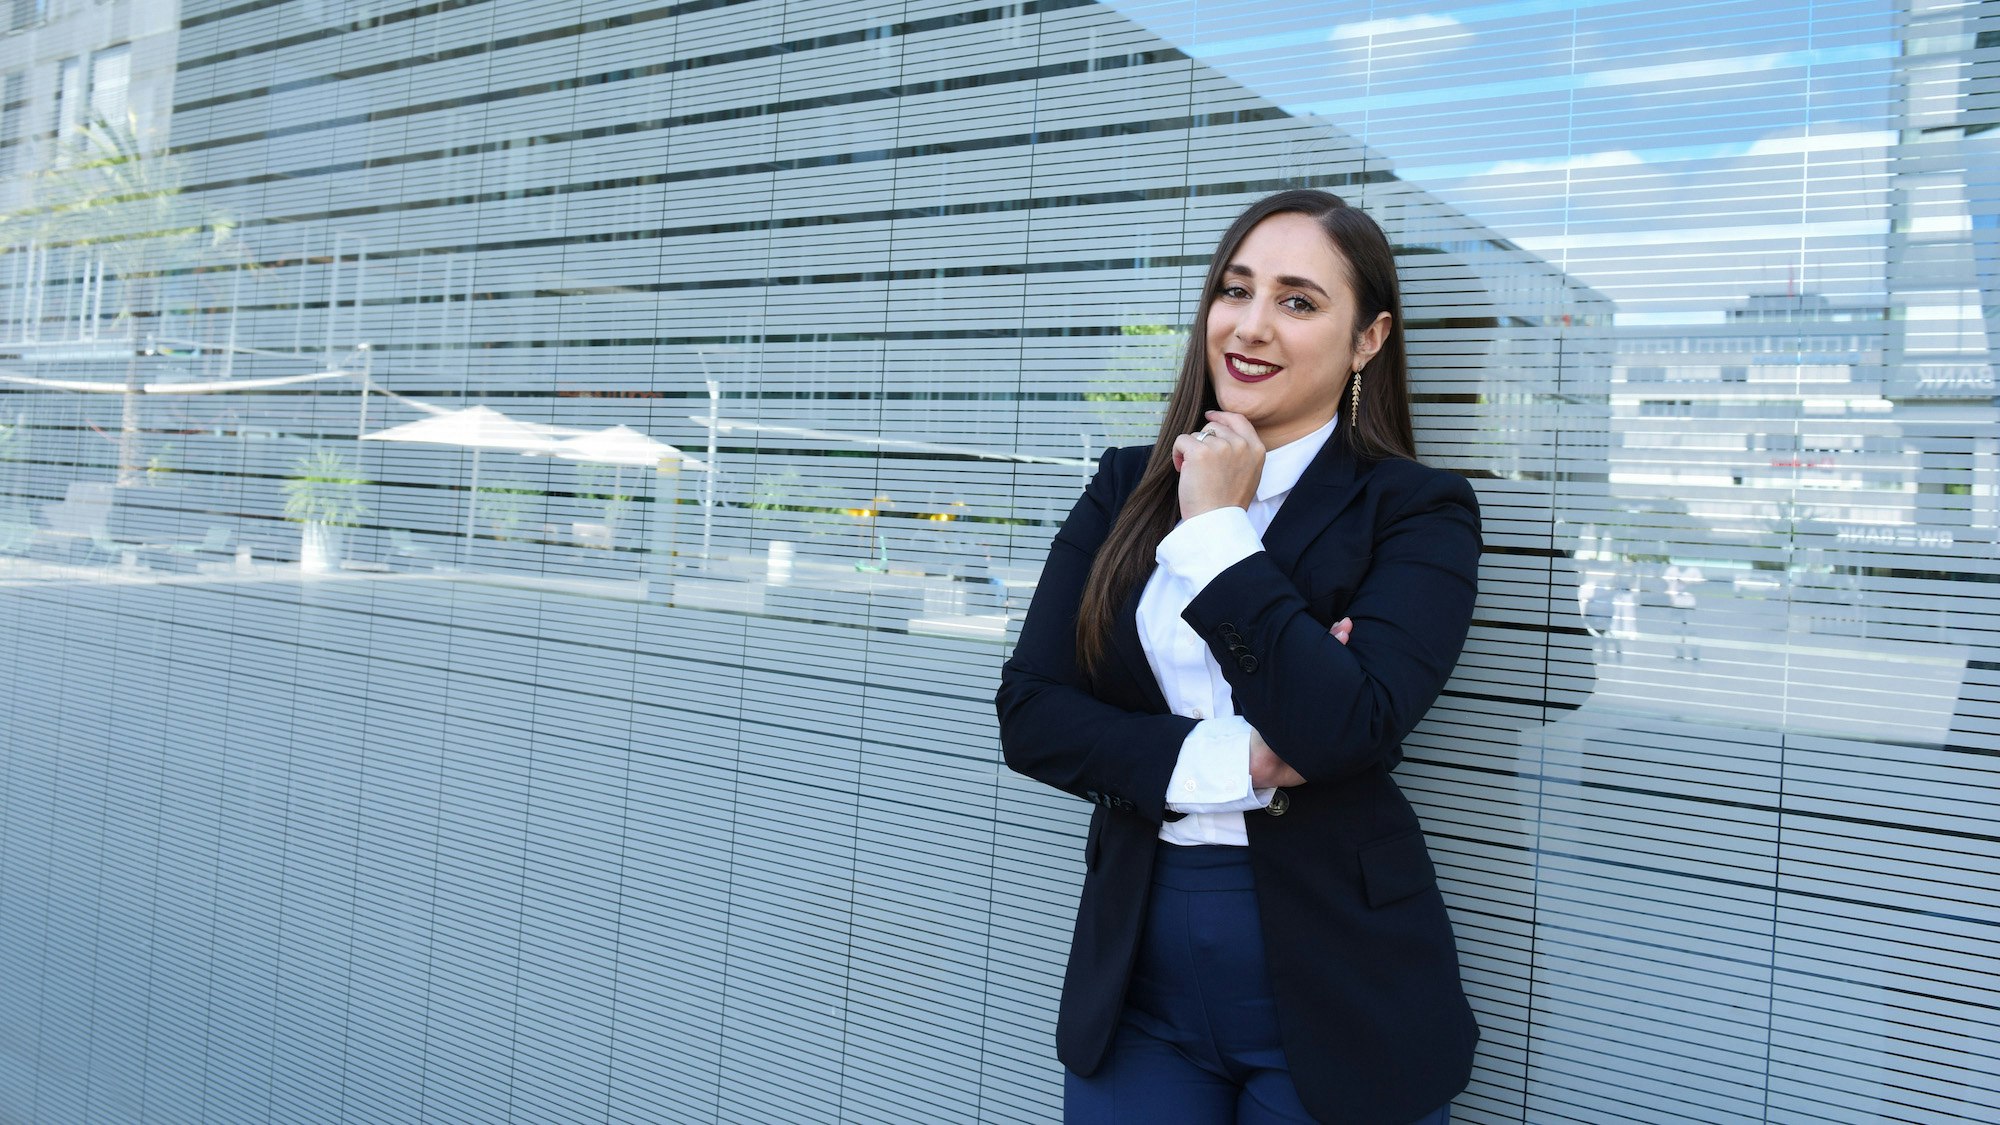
1482, 149, 1645, 177
1328, 14, 1465, 41
1513, 218, 1883, 252
1742, 130, 1897, 158
1398, 128, 1895, 184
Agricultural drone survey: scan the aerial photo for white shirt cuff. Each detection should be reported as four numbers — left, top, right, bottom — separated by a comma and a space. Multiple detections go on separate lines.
1165, 715, 1276, 813
1157, 506, 1262, 592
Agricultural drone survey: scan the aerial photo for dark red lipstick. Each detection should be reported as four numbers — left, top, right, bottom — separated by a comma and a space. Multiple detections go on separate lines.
1224, 352, 1282, 383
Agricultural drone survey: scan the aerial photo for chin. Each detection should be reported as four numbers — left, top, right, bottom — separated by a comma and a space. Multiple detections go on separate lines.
1211, 387, 1255, 416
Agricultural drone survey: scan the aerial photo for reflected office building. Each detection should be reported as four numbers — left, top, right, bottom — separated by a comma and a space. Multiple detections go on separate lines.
0, 1, 1994, 1124
1599, 285, 1971, 739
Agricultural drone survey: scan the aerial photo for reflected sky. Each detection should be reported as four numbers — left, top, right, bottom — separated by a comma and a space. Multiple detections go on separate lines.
1105, 0, 1912, 309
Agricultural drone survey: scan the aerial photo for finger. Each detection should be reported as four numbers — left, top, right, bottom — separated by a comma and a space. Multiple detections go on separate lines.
1203, 410, 1261, 443
1187, 422, 1234, 449
1171, 433, 1202, 471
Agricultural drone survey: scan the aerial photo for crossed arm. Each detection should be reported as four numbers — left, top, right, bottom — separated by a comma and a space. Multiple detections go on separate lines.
1180, 471, 1479, 785
995, 449, 1479, 823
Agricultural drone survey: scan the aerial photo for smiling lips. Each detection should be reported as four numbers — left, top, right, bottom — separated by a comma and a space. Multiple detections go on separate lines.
1225, 352, 1282, 382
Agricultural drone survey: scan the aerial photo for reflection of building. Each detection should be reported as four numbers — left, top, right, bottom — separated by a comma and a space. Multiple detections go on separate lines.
0, 0, 182, 520
1889, 0, 2000, 544
0, 4, 1613, 592
1611, 287, 1908, 553
1614, 288, 1898, 524
0, 0, 177, 194
1610, 268, 1999, 651
0, 0, 179, 267
1596, 285, 1969, 723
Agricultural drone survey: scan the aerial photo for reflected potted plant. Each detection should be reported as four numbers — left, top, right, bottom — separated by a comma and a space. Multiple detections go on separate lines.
281, 447, 369, 573
478, 484, 538, 542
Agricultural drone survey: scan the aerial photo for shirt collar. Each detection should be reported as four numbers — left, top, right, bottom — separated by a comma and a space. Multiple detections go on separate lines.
1256, 414, 1337, 503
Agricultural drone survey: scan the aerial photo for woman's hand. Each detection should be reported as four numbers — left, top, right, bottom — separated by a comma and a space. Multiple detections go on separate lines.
1249, 728, 1305, 788
1170, 410, 1264, 520
1248, 618, 1351, 788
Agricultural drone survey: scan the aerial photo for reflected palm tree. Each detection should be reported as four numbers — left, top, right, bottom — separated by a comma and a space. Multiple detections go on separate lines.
0, 113, 233, 484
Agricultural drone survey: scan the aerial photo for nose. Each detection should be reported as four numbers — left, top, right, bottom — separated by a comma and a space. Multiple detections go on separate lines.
1234, 296, 1274, 346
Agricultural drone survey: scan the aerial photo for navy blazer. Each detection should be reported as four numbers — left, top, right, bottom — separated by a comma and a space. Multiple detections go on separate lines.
996, 427, 1482, 1125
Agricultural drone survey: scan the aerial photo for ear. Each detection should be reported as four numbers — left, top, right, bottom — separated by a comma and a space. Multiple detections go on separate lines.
1353, 311, 1392, 368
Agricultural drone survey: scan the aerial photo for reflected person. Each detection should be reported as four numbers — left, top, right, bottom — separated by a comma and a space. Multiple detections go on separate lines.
997, 190, 1481, 1124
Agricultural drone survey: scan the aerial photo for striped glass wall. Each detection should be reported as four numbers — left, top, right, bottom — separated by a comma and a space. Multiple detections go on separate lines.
0, 0, 1993, 1121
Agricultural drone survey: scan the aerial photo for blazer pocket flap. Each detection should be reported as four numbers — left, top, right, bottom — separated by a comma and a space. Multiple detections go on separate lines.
1359, 828, 1437, 908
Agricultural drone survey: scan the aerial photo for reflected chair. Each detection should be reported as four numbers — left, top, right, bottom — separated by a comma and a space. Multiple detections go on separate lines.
89, 529, 139, 567
163, 525, 232, 557
388, 528, 442, 566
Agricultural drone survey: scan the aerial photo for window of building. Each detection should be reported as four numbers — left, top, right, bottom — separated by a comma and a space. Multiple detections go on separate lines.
0, 72, 25, 177
87, 45, 130, 135
50, 56, 81, 162
6, 0, 42, 33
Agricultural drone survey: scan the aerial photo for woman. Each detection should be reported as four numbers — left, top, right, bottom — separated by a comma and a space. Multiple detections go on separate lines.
996, 190, 1481, 1125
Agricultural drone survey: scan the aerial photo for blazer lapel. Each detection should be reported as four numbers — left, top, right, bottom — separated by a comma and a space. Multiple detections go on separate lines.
1110, 573, 1172, 713
1260, 427, 1365, 576
1101, 428, 1364, 714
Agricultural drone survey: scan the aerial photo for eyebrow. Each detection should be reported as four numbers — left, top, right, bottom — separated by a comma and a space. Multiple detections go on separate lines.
1223, 263, 1330, 299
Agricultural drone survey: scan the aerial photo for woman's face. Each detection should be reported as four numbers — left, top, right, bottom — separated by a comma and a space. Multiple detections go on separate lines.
1204, 212, 1389, 448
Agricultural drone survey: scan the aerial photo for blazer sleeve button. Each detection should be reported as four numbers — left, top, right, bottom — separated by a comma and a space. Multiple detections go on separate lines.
1266, 789, 1290, 816
1237, 654, 1259, 673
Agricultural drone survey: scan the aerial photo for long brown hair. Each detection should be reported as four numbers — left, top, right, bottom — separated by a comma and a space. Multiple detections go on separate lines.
1074, 189, 1418, 676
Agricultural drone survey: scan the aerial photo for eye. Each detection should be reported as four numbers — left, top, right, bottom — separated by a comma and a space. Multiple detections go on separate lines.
1218, 284, 1250, 300
1282, 294, 1318, 313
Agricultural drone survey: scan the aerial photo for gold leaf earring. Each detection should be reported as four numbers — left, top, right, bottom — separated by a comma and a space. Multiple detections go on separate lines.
1350, 367, 1362, 422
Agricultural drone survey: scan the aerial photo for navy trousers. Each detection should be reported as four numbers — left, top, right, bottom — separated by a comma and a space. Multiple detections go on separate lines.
1065, 845, 1452, 1125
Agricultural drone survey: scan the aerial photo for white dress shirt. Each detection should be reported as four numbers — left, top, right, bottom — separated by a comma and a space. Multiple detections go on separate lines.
1141, 414, 1337, 847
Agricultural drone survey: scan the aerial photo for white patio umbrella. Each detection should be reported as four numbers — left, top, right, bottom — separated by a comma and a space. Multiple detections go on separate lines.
546, 425, 708, 570
548, 424, 707, 471
361, 405, 577, 564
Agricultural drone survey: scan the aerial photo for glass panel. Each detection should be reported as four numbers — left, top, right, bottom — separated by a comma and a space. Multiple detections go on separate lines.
0, 1, 1992, 1122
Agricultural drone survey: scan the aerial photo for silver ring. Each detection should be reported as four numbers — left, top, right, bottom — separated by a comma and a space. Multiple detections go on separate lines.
1194, 429, 1214, 442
